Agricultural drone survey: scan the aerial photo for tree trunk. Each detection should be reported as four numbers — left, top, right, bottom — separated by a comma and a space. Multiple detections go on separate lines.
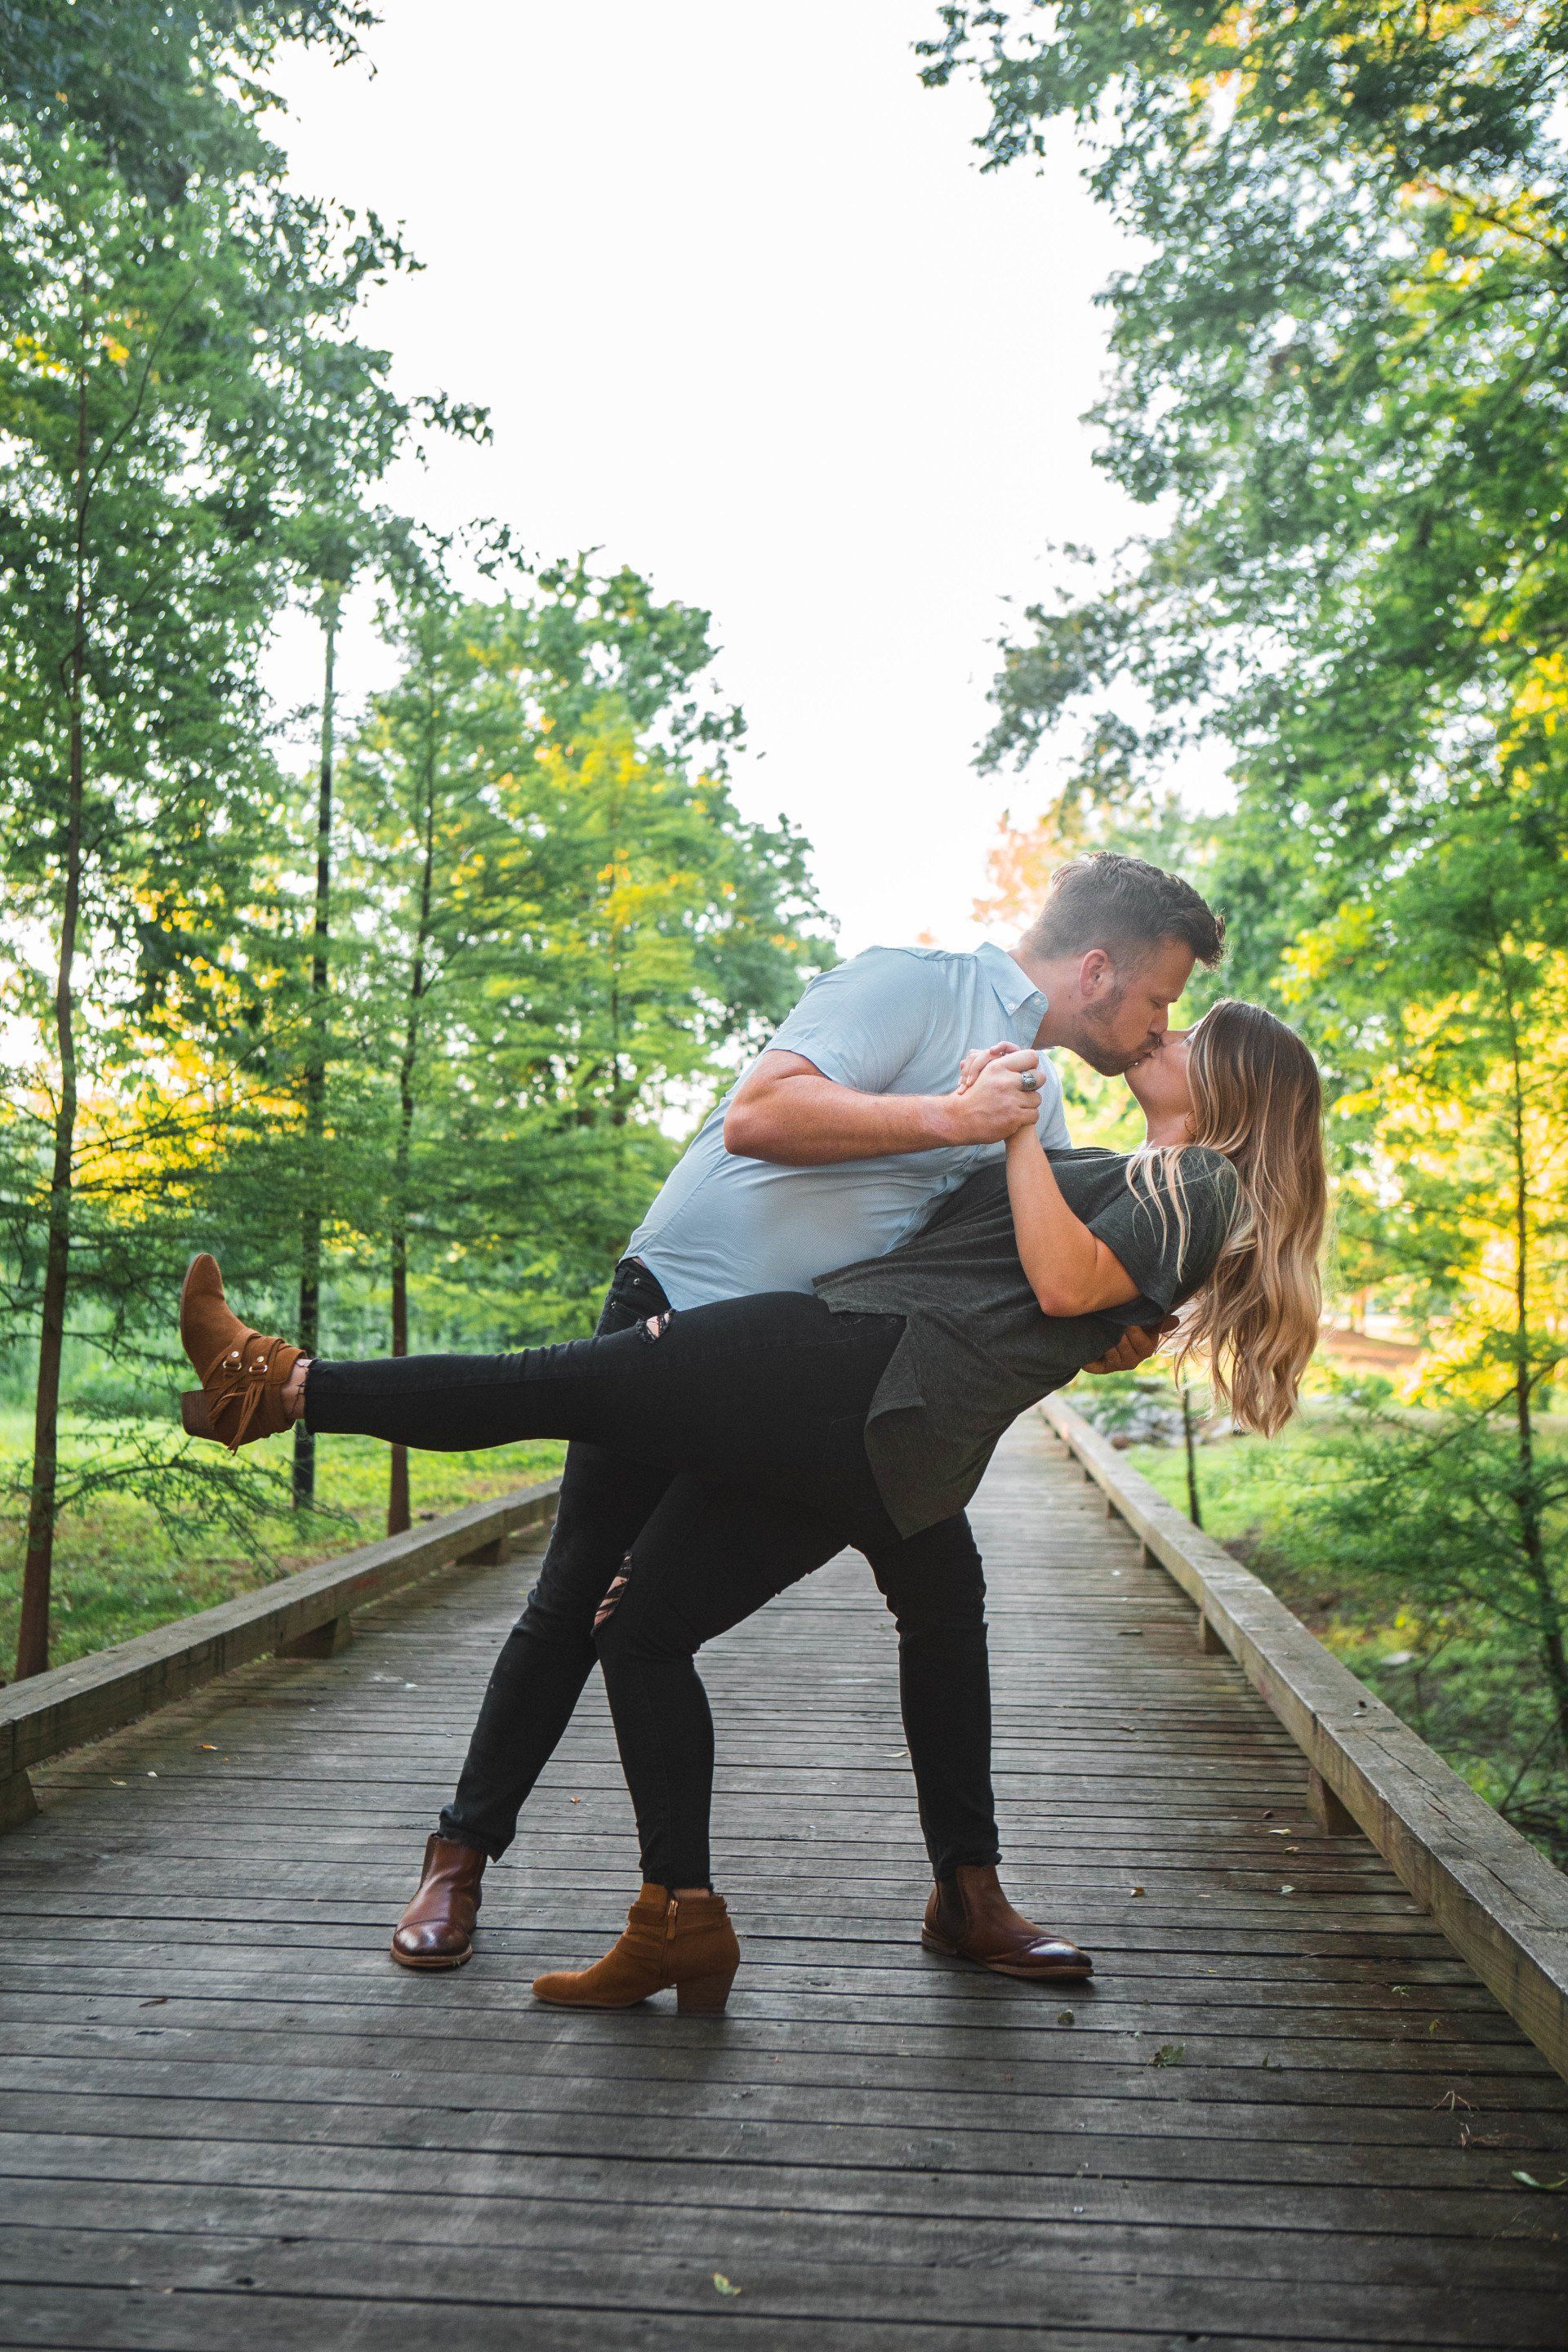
1181, 1380, 1203, 1530
386, 1232, 410, 1537
294, 592, 338, 1512
16, 364, 90, 1680
386, 703, 439, 1538
1499, 1013, 1568, 1763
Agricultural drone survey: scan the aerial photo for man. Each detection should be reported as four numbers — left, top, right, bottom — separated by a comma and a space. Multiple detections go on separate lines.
392, 852, 1225, 1974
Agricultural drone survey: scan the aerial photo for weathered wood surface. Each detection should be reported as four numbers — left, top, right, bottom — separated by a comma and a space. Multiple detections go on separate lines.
2, 1418, 1566, 2347
1043, 1393, 1568, 2083
0, 1477, 561, 1824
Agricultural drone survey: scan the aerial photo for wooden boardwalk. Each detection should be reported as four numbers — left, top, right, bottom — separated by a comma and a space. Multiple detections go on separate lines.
2, 1414, 1566, 2349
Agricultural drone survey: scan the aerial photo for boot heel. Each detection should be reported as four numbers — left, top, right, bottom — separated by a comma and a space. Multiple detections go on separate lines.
677, 1967, 737, 2015
180, 1390, 216, 1438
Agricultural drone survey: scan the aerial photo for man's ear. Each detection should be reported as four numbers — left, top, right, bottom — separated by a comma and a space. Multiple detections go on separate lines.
1076, 947, 1116, 1001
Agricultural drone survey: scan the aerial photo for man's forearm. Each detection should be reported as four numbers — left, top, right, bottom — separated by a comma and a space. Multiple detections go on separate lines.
724, 1073, 964, 1164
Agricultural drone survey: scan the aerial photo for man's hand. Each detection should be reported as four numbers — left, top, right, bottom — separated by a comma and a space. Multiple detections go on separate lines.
1083, 1318, 1178, 1376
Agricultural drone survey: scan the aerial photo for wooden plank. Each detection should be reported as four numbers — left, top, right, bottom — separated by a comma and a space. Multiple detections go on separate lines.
0, 1477, 559, 1803
2, 2092, 1559, 2189
1042, 1396, 1568, 2084
1, 2224, 1563, 2344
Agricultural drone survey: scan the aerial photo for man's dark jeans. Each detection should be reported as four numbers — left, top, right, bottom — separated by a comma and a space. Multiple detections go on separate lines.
438, 1257, 1001, 1879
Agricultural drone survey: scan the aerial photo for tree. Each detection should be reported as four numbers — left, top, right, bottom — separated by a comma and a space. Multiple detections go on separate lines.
922, 7, 1568, 981
0, 2, 374, 203
0, 21, 467, 1665
340, 586, 519, 1532
0, 124, 305, 1675
331, 567, 832, 1530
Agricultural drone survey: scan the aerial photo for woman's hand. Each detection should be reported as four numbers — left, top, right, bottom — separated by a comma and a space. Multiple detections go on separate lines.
957, 1040, 1028, 1094
1083, 1317, 1178, 1375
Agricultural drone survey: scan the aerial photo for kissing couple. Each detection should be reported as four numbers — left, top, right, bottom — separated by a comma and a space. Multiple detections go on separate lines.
179, 853, 1326, 2013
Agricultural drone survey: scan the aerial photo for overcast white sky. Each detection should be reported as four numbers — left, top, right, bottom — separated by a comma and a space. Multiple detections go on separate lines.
268, 1, 1151, 956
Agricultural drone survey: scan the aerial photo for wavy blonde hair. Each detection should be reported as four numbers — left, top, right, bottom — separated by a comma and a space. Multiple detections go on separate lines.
1129, 1000, 1326, 1436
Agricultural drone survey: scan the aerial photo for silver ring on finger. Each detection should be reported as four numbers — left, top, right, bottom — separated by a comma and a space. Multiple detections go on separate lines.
1019, 1069, 1041, 1093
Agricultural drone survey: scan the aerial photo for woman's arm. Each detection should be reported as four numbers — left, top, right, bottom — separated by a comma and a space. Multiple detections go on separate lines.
1004, 1128, 1141, 1316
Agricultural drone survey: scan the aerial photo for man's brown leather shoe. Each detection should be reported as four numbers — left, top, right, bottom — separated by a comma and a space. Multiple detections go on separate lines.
922, 1864, 1092, 1981
390, 1834, 486, 1970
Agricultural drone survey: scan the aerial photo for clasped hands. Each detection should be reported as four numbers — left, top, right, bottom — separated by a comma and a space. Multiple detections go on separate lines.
952, 1039, 1174, 1379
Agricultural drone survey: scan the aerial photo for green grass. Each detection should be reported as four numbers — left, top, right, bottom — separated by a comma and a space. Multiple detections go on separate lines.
0, 1406, 564, 1676
1122, 1423, 1568, 1865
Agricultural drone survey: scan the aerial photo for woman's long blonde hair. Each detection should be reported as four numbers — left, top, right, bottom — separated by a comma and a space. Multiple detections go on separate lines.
1147, 999, 1327, 1436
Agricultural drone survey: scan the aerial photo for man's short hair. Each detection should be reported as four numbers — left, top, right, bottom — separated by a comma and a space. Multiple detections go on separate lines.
1021, 852, 1225, 969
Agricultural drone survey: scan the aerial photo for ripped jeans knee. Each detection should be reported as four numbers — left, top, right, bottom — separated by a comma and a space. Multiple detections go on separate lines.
593, 1557, 633, 1633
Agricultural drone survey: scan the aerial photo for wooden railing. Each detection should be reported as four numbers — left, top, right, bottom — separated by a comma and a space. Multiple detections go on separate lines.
1041, 1394, 1568, 2082
0, 1475, 560, 1833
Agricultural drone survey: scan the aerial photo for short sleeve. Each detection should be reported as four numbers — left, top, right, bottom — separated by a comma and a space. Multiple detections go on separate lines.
1087, 1149, 1237, 1310
1033, 1061, 1071, 1151
764, 948, 947, 1093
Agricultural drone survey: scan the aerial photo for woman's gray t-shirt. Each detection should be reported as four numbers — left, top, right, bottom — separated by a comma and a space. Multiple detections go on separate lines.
813, 1145, 1238, 1538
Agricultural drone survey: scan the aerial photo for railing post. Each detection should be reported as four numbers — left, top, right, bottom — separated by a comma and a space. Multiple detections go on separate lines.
1307, 1766, 1360, 1837
278, 1615, 354, 1660
0, 1767, 38, 1830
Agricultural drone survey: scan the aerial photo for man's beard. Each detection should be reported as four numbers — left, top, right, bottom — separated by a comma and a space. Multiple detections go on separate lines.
1076, 983, 1143, 1076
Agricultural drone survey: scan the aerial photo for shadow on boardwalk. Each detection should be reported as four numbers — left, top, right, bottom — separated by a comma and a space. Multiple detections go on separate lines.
2, 1418, 1566, 2347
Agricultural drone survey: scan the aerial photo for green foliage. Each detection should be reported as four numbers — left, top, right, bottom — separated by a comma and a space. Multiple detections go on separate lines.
0, 0, 375, 199
926, 3, 1568, 991
1304, 1392, 1568, 1772
1130, 1411, 1568, 1860
265, 568, 835, 1350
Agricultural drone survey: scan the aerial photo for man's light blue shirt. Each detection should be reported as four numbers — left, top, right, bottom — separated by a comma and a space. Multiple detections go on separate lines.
627, 941, 1071, 1309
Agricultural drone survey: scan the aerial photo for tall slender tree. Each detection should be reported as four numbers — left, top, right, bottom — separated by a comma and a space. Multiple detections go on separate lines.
0, 21, 474, 1664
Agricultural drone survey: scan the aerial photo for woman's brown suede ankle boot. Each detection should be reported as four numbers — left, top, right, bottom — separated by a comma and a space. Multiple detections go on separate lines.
178, 1254, 303, 1451
532, 1885, 740, 2012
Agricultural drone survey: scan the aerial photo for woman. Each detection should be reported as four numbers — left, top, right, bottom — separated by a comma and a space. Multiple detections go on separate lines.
180, 1000, 1325, 2012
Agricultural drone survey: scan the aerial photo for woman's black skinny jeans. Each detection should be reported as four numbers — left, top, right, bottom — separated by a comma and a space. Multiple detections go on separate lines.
305, 1290, 999, 1888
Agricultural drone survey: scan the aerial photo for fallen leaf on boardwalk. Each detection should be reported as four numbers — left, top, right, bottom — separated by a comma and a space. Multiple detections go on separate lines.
1279, 1885, 1295, 1895
1129, 1885, 1146, 1897
1152, 2042, 1186, 2068
570, 1797, 581, 1804
1057, 2011, 1075, 2025
1512, 2172, 1567, 2191
198, 1745, 217, 1752
712, 2274, 742, 2296
109, 1780, 127, 1788
138, 1997, 167, 2008
146, 1771, 158, 1779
